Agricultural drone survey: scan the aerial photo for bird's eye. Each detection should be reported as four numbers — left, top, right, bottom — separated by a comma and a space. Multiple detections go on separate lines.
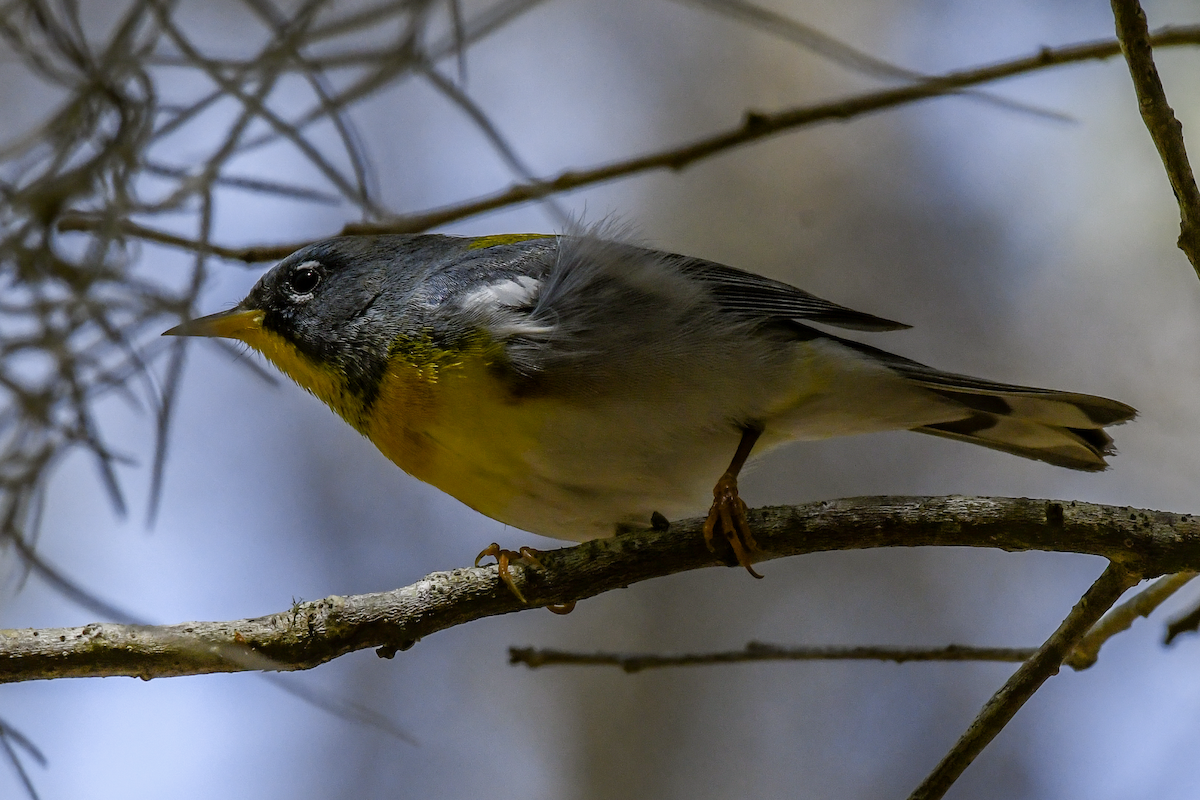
286, 264, 321, 296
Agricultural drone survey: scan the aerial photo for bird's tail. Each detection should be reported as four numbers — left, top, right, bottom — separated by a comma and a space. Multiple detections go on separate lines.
834, 336, 1137, 471
908, 377, 1135, 472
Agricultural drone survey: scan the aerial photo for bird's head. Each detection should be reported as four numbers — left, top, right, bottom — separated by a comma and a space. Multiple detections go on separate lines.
164, 236, 431, 429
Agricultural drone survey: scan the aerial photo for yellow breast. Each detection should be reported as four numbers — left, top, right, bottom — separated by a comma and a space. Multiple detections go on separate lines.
237, 313, 550, 523
228, 312, 373, 429
365, 335, 549, 521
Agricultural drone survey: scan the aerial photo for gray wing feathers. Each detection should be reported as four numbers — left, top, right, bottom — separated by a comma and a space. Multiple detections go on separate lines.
665, 254, 911, 331
497, 237, 796, 402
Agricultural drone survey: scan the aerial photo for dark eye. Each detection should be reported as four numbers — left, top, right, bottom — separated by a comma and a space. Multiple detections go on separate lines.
286, 264, 321, 296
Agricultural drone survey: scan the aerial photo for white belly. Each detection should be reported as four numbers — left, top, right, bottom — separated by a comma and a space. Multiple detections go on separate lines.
495, 338, 962, 541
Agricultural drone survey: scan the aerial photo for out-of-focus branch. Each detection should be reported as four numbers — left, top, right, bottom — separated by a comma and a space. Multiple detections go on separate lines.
1066, 570, 1197, 668
53, 216, 298, 263
0, 496, 1195, 684
672, 0, 1074, 122
1111, 2, 1200, 275
55, 26, 1200, 263
509, 642, 1037, 672
341, 25, 1200, 236
1164, 591, 1200, 644
511, 573, 1198, 672
907, 562, 1139, 800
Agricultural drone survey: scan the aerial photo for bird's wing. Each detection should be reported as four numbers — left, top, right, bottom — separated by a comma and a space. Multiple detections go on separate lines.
662, 253, 910, 332
470, 237, 818, 397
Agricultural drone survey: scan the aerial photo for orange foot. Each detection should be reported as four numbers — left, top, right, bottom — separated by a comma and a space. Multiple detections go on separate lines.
703, 471, 763, 579
475, 544, 576, 614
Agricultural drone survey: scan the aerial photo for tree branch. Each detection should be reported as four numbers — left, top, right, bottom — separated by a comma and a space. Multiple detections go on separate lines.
1065, 570, 1197, 668
0, 496, 1196, 684
1111, 2, 1200, 275
1164, 589, 1200, 644
907, 562, 1138, 800
508, 642, 1037, 672
55, 26, 1200, 263
511, 572, 1197, 672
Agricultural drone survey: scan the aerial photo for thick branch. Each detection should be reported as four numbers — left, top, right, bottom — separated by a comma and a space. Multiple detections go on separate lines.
1, 496, 1196, 684
907, 562, 1138, 800
1111, 3, 1200, 274
55, 26, 1200, 263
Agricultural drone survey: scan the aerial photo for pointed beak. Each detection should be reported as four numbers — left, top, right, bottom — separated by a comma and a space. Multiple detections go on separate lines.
163, 307, 264, 340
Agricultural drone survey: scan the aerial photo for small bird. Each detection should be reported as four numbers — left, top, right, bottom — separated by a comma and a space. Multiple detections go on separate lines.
166, 232, 1135, 585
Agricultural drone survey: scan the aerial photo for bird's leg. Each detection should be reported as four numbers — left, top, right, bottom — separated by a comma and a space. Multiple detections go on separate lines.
703, 424, 764, 579
475, 544, 575, 614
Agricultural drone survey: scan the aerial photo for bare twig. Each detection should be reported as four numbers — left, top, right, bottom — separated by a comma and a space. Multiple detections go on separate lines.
1066, 571, 1198, 668
240, 0, 379, 213
0, 715, 44, 800
53, 215, 296, 263
907, 562, 1140, 800
1111, 2, 1200, 275
508, 642, 1037, 672
336, 26, 1200, 234
6, 530, 145, 625
56, 25, 1200, 262
141, 161, 343, 204
673, 0, 1074, 122
1164, 592, 1200, 644
511, 574, 1198, 672
416, 62, 571, 226
0, 496, 1195, 684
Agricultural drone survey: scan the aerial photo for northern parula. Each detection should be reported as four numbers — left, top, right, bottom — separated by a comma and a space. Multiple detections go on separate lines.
166, 232, 1135, 579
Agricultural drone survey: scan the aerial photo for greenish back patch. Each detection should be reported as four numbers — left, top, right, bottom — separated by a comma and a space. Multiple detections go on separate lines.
467, 233, 553, 250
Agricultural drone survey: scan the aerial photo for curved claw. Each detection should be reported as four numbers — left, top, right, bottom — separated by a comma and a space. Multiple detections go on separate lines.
517, 546, 545, 569
475, 542, 501, 568
475, 543, 576, 611
704, 472, 763, 579
475, 543, 528, 603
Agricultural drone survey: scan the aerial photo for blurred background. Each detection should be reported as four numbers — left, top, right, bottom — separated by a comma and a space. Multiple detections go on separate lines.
2, 0, 1200, 797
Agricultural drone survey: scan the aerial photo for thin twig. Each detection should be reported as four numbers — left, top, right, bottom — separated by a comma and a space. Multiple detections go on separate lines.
1164, 592, 1200, 644
511, 571, 1198, 672
417, 62, 571, 226
336, 26, 1200, 235
508, 642, 1037, 672
907, 562, 1139, 800
1111, 2, 1200, 275
1066, 571, 1198, 668
54, 26, 1200, 263
225, 0, 550, 156
0, 496, 1193, 684
673, 0, 1074, 122
240, 0, 379, 214
53, 215, 298, 263
0, 717, 42, 800
141, 161, 343, 204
